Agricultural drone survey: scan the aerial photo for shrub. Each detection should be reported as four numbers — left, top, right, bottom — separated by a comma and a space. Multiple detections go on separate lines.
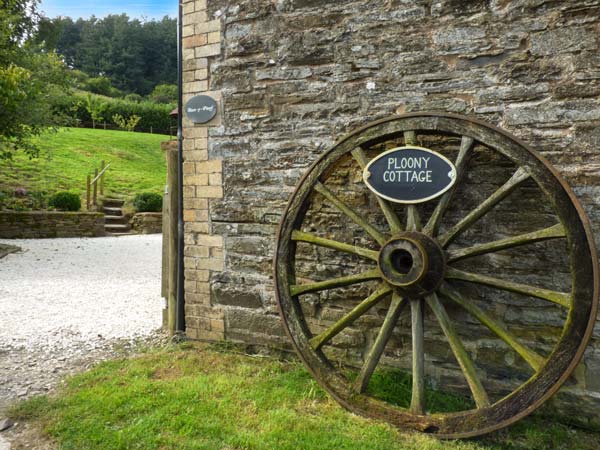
133, 192, 162, 213
0, 190, 48, 211
112, 113, 141, 132
65, 92, 175, 134
48, 192, 81, 211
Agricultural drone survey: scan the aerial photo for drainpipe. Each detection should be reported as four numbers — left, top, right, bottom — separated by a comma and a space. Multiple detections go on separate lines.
176, 0, 186, 333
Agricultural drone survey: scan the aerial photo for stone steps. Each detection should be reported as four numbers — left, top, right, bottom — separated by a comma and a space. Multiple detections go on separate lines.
102, 199, 131, 235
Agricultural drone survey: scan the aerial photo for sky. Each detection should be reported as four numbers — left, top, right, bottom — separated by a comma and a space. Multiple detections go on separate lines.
39, 0, 177, 21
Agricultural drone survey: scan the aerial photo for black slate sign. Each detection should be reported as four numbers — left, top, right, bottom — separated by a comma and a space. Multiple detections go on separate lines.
363, 146, 457, 204
185, 95, 218, 124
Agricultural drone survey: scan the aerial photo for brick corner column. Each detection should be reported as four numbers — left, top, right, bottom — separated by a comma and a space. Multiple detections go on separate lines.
181, 0, 225, 342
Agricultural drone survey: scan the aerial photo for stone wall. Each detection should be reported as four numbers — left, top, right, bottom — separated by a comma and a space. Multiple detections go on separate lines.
181, 0, 600, 426
0, 211, 105, 238
131, 212, 162, 234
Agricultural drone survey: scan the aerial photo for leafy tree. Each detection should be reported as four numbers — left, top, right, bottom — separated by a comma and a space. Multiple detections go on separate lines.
83, 94, 107, 129
148, 83, 177, 104
112, 113, 141, 132
34, 14, 177, 95
85, 76, 121, 97
0, 0, 71, 158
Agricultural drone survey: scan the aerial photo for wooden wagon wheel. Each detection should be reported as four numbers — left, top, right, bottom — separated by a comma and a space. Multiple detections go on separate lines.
274, 112, 598, 438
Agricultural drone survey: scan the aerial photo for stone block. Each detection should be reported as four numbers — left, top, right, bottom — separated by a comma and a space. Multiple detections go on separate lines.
196, 19, 221, 34
195, 43, 221, 58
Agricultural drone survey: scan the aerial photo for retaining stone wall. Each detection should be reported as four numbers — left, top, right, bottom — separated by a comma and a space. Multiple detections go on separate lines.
131, 212, 163, 234
0, 211, 105, 239
181, 0, 600, 426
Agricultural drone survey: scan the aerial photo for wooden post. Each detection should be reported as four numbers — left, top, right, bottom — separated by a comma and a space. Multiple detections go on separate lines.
167, 148, 179, 335
93, 168, 98, 207
99, 160, 105, 196
86, 174, 91, 211
161, 184, 169, 300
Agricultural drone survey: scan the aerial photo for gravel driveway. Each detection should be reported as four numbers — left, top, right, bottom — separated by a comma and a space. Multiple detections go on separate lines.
0, 235, 164, 413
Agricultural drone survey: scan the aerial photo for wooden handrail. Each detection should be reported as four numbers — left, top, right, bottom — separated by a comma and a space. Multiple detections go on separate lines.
91, 163, 111, 185
86, 160, 110, 210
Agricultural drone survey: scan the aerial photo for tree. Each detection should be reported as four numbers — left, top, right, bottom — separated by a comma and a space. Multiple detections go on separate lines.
34, 14, 177, 96
0, 0, 71, 158
83, 94, 107, 129
148, 83, 177, 104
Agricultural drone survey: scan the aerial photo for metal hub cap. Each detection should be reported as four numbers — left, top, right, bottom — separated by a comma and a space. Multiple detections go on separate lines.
379, 232, 445, 297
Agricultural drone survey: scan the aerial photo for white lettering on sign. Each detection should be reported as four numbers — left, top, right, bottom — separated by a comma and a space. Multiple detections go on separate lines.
383, 156, 433, 184
187, 106, 216, 113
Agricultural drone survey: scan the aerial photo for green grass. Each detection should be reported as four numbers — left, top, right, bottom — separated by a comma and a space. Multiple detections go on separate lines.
0, 127, 169, 200
9, 343, 600, 450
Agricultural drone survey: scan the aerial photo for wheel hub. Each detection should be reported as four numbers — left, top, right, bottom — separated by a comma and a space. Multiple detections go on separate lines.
378, 232, 446, 297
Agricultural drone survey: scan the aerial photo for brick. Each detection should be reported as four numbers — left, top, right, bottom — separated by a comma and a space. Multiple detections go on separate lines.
209, 173, 222, 185
183, 209, 196, 222
183, 138, 195, 151
183, 198, 208, 209
185, 245, 210, 257
183, 126, 208, 139
195, 0, 207, 10
183, 48, 195, 61
184, 280, 197, 293
207, 31, 220, 44
196, 19, 221, 34
196, 159, 222, 173
183, 80, 209, 94
183, 162, 195, 174
196, 186, 223, 198
201, 330, 225, 341
185, 150, 209, 161
183, 25, 194, 37
195, 69, 208, 80
185, 294, 209, 306
196, 257, 223, 271
182, 186, 195, 198
185, 222, 210, 234
196, 281, 211, 293
210, 319, 225, 332
182, 2, 195, 15
183, 58, 208, 71
194, 138, 208, 149
195, 43, 221, 58
183, 34, 208, 49
196, 234, 223, 247
183, 174, 209, 186
184, 11, 207, 26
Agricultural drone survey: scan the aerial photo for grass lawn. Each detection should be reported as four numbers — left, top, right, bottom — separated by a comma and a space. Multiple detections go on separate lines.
0, 127, 169, 201
9, 343, 600, 450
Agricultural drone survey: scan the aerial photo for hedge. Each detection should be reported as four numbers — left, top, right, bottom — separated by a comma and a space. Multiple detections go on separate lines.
52, 92, 175, 134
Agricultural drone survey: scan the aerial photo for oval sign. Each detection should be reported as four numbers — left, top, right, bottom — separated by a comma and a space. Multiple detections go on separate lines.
363, 146, 457, 204
185, 95, 218, 124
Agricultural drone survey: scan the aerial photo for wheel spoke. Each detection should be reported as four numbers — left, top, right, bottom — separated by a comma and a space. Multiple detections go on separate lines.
309, 285, 392, 350
406, 205, 421, 231
447, 223, 565, 263
439, 283, 545, 372
410, 298, 426, 414
404, 131, 422, 232
439, 167, 531, 247
445, 267, 570, 308
352, 147, 403, 234
292, 230, 379, 261
290, 268, 381, 297
404, 130, 416, 145
353, 293, 406, 393
314, 181, 387, 245
424, 136, 475, 236
426, 293, 490, 409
